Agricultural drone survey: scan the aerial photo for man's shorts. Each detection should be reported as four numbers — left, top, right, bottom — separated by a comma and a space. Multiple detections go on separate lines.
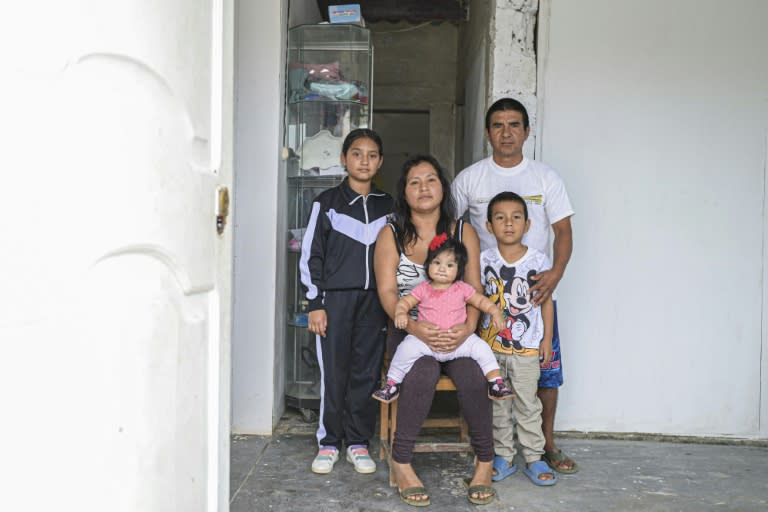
538, 300, 564, 388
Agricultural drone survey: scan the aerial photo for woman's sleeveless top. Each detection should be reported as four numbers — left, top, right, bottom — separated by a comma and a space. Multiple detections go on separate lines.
388, 218, 465, 302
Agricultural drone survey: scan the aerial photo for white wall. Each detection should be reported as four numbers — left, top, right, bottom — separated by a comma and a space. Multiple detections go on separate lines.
232, 0, 287, 434
538, 0, 768, 437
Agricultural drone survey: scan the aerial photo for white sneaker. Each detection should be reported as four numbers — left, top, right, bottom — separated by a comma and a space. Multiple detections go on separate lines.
311, 446, 339, 474
346, 444, 376, 474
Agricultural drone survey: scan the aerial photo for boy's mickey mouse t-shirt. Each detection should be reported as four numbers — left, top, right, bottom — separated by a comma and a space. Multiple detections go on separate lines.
479, 247, 551, 355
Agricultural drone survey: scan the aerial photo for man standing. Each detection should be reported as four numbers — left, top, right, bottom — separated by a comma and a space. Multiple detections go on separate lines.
452, 97, 577, 475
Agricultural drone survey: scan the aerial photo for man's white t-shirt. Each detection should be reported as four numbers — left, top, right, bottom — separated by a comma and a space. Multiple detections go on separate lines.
452, 157, 574, 254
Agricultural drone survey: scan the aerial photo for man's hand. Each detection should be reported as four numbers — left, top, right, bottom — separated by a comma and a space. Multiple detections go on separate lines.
308, 309, 327, 337
532, 216, 572, 306
529, 268, 563, 306
539, 338, 553, 365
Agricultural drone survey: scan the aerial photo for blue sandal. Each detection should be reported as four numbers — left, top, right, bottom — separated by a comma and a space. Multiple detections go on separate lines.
491, 455, 517, 482
522, 460, 558, 486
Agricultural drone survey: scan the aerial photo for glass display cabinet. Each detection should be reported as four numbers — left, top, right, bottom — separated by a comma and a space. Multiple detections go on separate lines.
283, 24, 373, 419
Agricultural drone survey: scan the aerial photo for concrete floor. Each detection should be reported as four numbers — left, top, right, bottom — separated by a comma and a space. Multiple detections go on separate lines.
230, 411, 768, 512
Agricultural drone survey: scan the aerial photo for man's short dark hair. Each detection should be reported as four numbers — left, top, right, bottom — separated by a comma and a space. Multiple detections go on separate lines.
487, 191, 529, 221
485, 98, 530, 130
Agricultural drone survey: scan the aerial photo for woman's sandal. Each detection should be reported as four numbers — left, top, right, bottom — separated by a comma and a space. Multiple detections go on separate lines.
399, 486, 430, 507
463, 478, 496, 505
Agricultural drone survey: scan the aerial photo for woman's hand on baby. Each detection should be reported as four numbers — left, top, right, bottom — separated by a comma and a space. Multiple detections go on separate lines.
410, 320, 443, 346
434, 322, 473, 353
308, 309, 327, 337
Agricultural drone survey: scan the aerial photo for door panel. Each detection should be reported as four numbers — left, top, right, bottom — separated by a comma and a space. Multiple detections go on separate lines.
87, 258, 210, 511
2, 1, 231, 510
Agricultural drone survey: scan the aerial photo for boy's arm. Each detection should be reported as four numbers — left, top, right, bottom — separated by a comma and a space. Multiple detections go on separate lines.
466, 292, 504, 331
539, 296, 554, 364
394, 295, 420, 329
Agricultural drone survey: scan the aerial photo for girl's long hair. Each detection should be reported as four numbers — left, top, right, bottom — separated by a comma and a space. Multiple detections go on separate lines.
393, 154, 456, 251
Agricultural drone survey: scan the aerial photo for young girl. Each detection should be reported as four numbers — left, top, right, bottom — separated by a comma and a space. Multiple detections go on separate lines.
301, 128, 393, 475
372, 234, 514, 403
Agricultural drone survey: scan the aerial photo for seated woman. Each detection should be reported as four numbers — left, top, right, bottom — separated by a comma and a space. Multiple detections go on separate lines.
374, 154, 496, 506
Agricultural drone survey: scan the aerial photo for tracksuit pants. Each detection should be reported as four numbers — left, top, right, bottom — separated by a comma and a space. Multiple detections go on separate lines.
315, 289, 386, 450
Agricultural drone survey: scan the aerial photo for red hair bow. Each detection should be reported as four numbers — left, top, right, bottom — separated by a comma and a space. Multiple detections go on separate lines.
429, 233, 449, 251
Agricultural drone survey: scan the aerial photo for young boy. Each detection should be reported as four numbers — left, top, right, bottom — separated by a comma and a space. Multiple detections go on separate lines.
301, 129, 393, 475
479, 191, 558, 486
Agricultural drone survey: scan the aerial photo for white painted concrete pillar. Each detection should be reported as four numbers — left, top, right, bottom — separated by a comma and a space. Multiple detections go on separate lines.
490, 0, 539, 158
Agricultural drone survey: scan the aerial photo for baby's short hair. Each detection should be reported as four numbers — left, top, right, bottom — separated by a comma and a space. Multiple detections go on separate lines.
425, 236, 467, 282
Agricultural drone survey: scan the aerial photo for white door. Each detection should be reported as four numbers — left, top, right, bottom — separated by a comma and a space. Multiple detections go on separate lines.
1, 2, 233, 511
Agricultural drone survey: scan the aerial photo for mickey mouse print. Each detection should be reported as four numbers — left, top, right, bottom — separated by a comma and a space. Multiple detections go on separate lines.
479, 247, 552, 355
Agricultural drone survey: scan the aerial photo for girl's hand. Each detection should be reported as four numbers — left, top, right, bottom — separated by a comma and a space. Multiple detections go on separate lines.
539, 338, 553, 365
394, 312, 409, 330
308, 309, 327, 337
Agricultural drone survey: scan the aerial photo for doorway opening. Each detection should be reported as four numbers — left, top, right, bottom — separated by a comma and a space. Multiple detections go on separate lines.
372, 109, 429, 194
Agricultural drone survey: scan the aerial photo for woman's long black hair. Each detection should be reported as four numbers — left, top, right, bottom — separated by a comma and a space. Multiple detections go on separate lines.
393, 154, 456, 251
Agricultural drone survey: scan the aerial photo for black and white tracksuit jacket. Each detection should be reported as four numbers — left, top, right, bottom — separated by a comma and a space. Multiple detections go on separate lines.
300, 178, 393, 311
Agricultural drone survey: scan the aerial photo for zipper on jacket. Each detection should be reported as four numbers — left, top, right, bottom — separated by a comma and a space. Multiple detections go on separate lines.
363, 195, 370, 289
